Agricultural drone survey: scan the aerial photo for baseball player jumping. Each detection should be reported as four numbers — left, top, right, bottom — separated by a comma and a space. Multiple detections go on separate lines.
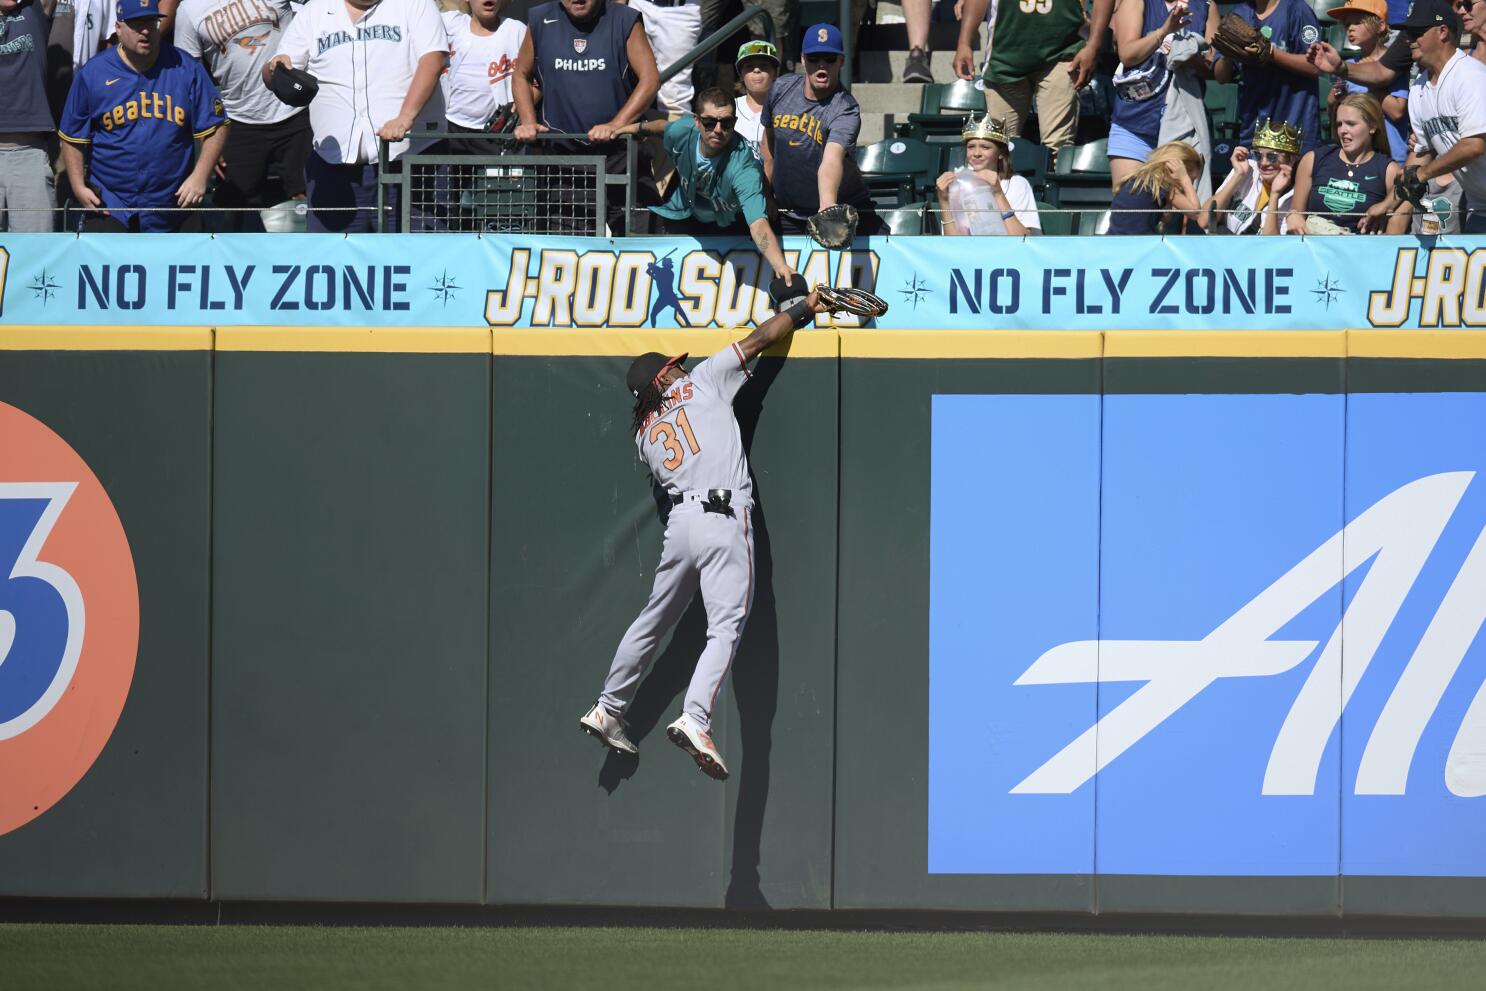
580, 282, 888, 781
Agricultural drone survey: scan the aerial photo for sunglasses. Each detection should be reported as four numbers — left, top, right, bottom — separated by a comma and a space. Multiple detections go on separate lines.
1453, 0, 1481, 10
804, 54, 840, 65
699, 115, 736, 131
1256, 151, 1284, 164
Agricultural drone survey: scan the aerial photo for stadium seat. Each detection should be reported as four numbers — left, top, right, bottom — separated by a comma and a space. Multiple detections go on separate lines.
1075, 209, 1113, 235
904, 79, 986, 140
1011, 141, 1051, 191
857, 137, 941, 203
879, 202, 930, 235
1035, 201, 1074, 236
1054, 138, 1110, 176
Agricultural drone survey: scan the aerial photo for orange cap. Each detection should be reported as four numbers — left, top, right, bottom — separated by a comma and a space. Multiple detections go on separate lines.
1326, 0, 1388, 21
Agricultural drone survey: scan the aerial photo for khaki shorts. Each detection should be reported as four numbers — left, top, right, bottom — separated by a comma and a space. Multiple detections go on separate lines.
986, 59, 1080, 152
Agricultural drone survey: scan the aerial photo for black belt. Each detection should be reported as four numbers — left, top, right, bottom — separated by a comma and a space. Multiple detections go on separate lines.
670, 489, 734, 515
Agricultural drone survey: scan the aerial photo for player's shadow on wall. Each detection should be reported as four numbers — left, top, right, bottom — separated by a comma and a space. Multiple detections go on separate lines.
596, 357, 785, 910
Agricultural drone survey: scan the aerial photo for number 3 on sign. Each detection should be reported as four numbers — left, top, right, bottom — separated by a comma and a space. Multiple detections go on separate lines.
648, 408, 701, 470
1019, 0, 1053, 11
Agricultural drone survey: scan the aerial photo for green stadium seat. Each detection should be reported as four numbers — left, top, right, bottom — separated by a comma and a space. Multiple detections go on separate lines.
939, 79, 985, 112
1036, 200, 1074, 236
1075, 209, 1112, 235
857, 137, 941, 202
1054, 138, 1110, 176
1204, 82, 1239, 132
1011, 141, 1051, 190
918, 84, 945, 115
879, 202, 930, 235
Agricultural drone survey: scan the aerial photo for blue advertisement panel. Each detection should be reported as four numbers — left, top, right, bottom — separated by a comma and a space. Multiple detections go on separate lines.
930, 393, 1486, 877
1, 234, 1483, 330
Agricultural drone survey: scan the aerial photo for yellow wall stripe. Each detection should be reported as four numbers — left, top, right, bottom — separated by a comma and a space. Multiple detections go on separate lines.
489, 328, 839, 359
1105, 330, 1348, 358
214, 327, 491, 353
1348, 330, 1486, 359
3, 326, 1486, 360
0, 326, 213, 350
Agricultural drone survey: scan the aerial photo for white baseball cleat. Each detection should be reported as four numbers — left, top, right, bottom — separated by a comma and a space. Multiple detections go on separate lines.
580, 702, 638, 755
666, 713, 729, 781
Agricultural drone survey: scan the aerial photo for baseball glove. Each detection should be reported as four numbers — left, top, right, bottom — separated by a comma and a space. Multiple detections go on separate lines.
1394, 164, 1427, 207
806, 203, 859, 249
1212, 12, 1272, 65
815, 285, 889, 319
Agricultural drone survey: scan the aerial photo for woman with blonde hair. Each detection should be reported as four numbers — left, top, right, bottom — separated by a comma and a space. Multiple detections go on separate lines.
1287, 93, 1410, 234
1107, 140, 1208, 234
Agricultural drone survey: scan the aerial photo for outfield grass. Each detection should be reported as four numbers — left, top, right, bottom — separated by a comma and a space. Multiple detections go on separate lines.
4, 923, 1484, 991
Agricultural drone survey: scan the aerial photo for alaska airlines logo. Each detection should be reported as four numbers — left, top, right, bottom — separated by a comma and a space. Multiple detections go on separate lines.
1369, 247, 1486, 327
1014, 471, 1486, 799
484, 245, 878, 328
0, 401, 139, 836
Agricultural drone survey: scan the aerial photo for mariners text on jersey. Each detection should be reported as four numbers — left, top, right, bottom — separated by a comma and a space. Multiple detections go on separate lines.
317, 23, 402, 56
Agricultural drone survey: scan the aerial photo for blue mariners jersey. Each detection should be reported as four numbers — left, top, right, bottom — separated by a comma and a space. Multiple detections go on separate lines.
1232, 0, 1321, 153
58, 44, 227, 230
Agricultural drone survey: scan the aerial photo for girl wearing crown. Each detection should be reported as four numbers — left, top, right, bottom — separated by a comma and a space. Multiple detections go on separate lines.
1286, 92, 1411, 233
1204, 118, 1299, 234
934, 114, 1043, 236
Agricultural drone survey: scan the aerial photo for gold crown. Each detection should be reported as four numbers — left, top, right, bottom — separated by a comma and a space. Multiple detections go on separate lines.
1253, 119, 1302, 154
961, 113, 1010, 145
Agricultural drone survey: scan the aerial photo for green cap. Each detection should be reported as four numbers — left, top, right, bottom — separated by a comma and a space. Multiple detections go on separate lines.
736, 39, 780, 68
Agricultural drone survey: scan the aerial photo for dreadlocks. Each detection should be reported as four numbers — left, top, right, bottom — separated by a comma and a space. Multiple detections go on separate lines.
631, 381, 667, 437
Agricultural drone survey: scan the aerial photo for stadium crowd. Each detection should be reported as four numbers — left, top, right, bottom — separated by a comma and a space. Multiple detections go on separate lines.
0, 0, 1481, 235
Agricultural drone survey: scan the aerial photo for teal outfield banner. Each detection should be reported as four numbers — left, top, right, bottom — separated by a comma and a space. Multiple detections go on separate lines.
1, 233, 1484, 330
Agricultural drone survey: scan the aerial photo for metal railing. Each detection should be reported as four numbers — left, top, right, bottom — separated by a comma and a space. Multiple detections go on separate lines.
378, 132, 636, 235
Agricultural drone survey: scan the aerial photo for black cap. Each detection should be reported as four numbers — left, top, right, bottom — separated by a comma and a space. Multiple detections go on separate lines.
269, 64, 320, 107
1392, 0, 1458, 32
626, 352, 687, 397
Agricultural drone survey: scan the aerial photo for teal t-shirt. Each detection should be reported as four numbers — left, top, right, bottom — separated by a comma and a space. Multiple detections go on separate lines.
650, 114, 767, 227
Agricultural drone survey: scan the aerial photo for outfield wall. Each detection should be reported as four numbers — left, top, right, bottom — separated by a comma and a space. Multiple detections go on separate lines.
2, 235, 1486, 919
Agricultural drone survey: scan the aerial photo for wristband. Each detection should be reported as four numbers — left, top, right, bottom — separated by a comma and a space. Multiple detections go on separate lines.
783, 298, 814, 329
1001, 210, 1017, 221
1336, 60, 1349, 80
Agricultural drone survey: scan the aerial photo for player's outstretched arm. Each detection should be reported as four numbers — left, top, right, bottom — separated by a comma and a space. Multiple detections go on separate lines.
736, 291, 823, 363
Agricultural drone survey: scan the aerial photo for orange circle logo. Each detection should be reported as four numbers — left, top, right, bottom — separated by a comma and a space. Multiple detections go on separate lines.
0, 401, 139, 836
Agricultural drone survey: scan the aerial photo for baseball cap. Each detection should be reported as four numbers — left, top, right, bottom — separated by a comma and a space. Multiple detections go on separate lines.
626, 352, 687, 397
1325, 0, 1387, 20
736, 39, 780, 68
801, 23, 845, 57
269, 64, 320, 107
1391, 0, 1459, 31
116, 0, 162, 21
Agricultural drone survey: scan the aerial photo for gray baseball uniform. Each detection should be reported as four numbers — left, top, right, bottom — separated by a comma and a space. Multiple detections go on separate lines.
599, 342, 757, 733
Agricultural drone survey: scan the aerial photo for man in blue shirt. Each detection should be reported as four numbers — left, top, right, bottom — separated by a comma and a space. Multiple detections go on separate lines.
0, 0, 58, 231
58, 0, 227, 231
1215, 0, 1323, 154
625, 87, 793, 286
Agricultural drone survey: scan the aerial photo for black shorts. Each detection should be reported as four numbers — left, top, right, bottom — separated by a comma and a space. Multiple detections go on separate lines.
215, 110, 313, 206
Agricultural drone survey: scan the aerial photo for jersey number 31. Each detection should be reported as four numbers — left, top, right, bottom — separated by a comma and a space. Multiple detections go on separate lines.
648, 409, 701, 470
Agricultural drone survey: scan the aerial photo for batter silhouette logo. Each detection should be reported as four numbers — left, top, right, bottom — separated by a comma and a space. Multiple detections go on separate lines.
0, 401, 138, 837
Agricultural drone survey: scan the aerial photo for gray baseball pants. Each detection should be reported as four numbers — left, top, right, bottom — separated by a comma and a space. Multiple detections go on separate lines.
599, 499, 755, 733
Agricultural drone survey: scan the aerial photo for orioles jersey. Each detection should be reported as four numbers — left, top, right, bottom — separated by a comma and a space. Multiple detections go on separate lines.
634, 343, 754, 505
59, 43, 226, 231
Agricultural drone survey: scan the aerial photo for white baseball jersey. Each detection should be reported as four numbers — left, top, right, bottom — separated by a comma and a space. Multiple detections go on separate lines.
438, 11, 524, 128
1410, 50, 1486, 210
1216, 166, 1294, 235
734, 94, 762, 161
626, 0, 700, 115
634, 343, 754, 505
273, 0, 448, 163
72, 0, 114, 69
176, 0, 301, 125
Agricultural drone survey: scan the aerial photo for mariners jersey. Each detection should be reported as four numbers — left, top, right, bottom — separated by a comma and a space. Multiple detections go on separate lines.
58, 44, 227, 231
635, 343, 754, 506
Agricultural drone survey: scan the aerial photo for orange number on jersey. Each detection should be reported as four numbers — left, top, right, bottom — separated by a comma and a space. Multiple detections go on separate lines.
647, 408, 702, 470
